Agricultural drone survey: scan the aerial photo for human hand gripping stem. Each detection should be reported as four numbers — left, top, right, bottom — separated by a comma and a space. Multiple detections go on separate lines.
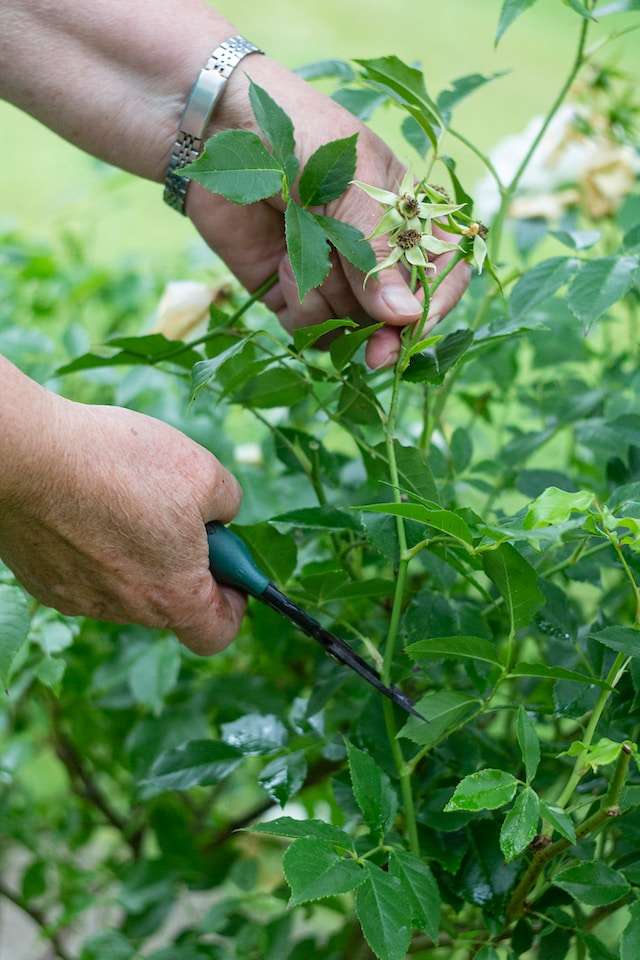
186, 54, 470, 368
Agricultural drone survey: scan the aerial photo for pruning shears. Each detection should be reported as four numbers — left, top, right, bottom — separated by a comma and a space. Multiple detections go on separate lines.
206, 522, 422, 719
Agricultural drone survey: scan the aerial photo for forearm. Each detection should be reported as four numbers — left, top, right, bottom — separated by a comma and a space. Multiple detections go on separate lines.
0, 357, 60, 509
0, 0, 240, 181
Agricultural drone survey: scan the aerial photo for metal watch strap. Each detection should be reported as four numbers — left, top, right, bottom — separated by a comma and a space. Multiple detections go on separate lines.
164, 35, 262, 215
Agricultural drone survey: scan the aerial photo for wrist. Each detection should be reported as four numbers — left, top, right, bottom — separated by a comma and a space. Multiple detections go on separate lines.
0, 360, 65, 514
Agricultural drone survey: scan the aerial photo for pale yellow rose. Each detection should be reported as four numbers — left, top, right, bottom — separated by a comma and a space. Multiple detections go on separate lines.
579, 145, 638, 219
154, 281, 231, 340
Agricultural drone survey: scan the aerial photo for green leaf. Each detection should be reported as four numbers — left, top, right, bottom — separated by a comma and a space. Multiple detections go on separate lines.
550, 228, 601, 250
292, 318, 357, 352
404, 329, 474, 384
482, 543, 544, 631
346, 741, 397, 837
299, 134, 358, 206
441, 155, 474, 212
388, 850, 440, 939
250, 816, 353, 848
221, 713, 287, 756
394, 442, 441, 506
284, 201, 332, 300
510, 257, 580, 320
524, 486, 594, 528
333, 87, 387, 121
295, 58, 356, 81
563, 737, 624, 771
283, 837, 365, 906
235, 366, 310, 408
35, 655, 66, 693
357, 503, 473, 546
314, 214, 377, 273
128, 638, 180, 714
272, 506, 362, 532
183, 129, 283, 203
437, 72, 507, 117
451, 426, 473, 473
406, 635, 503, 667
338, 365, 382, 425
621, 901, 640, 960
540, 801, 576, 844
140, 740, 242, 793
355, 861, 411, 960
191, 336, 254, 401
445, 769, 518, 812
476, 950, 500, 960
500, 786, 539, 861
330, 323, 384, 370
80, 931, 135, 960
57, 334, 202, 375
516, 706, 540, 783
248, 80, 298, 183
591, 626, 640, 657
232, 523, 297, 586
563, 0, 598, 18
398, 690, 480, 746
496, 0, 540, 45
401, 115, 431, 157
0, 585, 30, 689
355, 56, 443, 127
510, 662, 611, 687
259, 751, 307, 805
568, 255, 640, 329
553, 861, 630, 906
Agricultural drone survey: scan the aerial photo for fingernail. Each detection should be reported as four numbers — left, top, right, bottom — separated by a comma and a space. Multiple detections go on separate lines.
380, 285, 422, 320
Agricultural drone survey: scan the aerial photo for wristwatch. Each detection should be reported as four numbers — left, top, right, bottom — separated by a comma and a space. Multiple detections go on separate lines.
163, 35, 262, 215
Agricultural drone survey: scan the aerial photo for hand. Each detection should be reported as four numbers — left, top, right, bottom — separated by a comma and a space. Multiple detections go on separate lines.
187, 56, 470, 368
0, 389, 245, 654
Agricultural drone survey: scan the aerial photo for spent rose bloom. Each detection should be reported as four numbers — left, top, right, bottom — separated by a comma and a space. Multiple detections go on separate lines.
351, 172, 462, 281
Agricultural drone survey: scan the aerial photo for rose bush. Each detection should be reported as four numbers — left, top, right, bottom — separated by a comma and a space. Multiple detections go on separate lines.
1, 2, 640, 958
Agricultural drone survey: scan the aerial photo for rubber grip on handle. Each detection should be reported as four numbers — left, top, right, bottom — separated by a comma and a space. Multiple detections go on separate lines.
206, 522, 270, 598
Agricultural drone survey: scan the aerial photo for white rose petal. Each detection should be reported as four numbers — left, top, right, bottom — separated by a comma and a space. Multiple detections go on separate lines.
154, 281, 214, 341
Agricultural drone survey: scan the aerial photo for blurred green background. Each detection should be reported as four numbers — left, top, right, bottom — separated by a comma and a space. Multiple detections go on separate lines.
1, 0, 637, 273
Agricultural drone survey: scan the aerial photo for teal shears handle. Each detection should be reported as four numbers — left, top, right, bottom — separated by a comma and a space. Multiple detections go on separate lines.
206, 521, 270, 598
205, 521, 421, 719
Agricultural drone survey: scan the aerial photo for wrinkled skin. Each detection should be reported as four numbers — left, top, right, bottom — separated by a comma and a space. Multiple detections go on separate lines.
0, 33, 469, 654
0, 372, 245, 655
187, 56, 470, 369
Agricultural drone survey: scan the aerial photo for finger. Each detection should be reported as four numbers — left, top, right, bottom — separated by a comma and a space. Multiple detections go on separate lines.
365, 326, 402, 369
263, 280, 286, 315
277, 255, 333, 333
188, 185, 284, 295
318, 256, 370, 324
428, 255, 471, 327
332, 180, 423, 326
174, 573, 247, 656
195, 453, 243, 525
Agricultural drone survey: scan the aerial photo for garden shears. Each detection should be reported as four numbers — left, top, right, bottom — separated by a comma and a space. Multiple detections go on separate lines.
206, 522, 422, 719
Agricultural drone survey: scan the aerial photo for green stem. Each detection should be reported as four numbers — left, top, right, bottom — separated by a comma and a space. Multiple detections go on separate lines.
447, 127, 504, 191
550, 652, 629, 816
507, 744, 632, 921
158, 273, 279, 363
0, 881, 71, 960
490, 16, 590, 260
378, 271, 439, 855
